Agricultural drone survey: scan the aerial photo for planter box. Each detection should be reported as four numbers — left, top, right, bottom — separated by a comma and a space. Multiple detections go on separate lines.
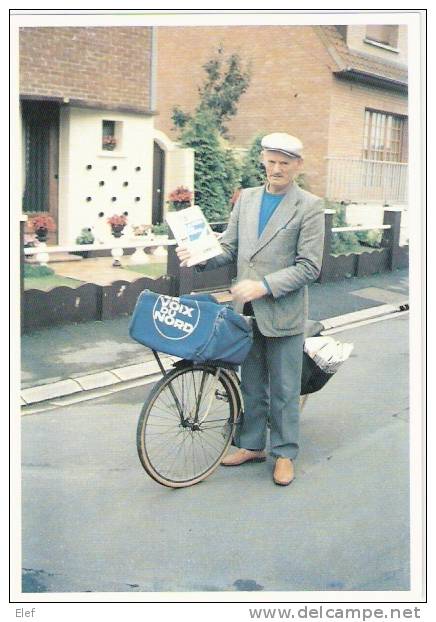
321, 253, 358, 282
356, 248, 390, 277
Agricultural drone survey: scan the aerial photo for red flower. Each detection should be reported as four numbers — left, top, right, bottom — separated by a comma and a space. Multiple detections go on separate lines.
103, 136, 117, 147
29, 214, 56, 232
168, 186, 193, 204
107, 214, 128, 226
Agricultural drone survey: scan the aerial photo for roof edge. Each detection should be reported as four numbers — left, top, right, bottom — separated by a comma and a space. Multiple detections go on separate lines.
333, 69, 408, 93
20, 94, 157, 116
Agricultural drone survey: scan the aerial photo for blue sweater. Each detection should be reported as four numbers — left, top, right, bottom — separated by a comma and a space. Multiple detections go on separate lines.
258, 190, 285, 236
258, 189, 285, 294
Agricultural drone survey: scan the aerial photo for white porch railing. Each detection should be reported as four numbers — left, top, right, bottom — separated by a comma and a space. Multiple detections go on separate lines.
23, 237, 176, 257
24, 236, 176, 267
325, 157, 408, 204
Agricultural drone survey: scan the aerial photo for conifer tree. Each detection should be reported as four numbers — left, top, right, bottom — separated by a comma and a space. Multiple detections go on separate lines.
172, 47, 251, 222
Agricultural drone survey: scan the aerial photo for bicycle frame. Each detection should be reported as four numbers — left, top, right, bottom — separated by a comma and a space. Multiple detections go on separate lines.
151, 349, 244, 427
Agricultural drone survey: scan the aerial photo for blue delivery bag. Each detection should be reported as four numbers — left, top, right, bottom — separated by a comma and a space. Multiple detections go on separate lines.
129, 290, 253, 365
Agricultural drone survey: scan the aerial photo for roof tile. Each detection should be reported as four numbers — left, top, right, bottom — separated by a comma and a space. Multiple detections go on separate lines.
318, 25, 407, 85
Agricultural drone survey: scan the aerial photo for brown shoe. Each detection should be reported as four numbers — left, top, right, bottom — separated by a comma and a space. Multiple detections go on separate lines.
221, 448, 267, 466
273, 457, 295, 486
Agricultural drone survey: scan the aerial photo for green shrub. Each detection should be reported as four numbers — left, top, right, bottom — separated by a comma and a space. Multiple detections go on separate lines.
172, 47, 251, 223
76, 228, 95, 245
222, 147, 241, 207
327, 201, 383, 255
240, 134, 265, 188
24, 264, 55, 278
178, 109, 235, 222
152, 222, 170, 236
354, 228, 382, 248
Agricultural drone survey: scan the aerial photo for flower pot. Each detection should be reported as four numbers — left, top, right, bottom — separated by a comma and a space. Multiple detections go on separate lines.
111, 225, 125, 238
35, 227, 48, 242
171, 201, 191, 210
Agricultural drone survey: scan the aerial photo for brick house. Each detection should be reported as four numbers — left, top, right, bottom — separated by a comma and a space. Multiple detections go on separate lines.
19, 26, 193, 244
155, 24, 408, 206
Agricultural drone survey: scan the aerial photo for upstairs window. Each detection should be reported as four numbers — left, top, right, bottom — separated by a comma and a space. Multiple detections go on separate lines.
363, 109, 408, 162
365, 25, 399, 49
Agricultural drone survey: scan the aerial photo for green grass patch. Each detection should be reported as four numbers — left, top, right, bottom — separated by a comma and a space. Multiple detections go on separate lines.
24, 266, 85, 291
24, 264, 55, 278
123, 263, 167, 279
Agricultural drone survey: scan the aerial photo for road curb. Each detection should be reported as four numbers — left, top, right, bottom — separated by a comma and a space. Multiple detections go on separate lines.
21, 355, 178, 406
21, 301, 408, 406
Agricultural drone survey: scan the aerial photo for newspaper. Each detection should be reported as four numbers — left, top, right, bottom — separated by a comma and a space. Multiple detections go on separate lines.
165, 206, 223, 267
304, 336, 354, 375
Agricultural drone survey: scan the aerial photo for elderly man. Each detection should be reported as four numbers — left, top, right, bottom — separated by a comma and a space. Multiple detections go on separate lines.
176, 133, 325, 486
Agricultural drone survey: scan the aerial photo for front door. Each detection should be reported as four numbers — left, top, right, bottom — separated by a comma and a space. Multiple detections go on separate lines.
152, 141, 165, 225
22, 100, 59, 243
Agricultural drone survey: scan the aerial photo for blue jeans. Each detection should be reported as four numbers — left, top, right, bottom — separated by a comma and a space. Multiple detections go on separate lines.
234, 321, 304, 460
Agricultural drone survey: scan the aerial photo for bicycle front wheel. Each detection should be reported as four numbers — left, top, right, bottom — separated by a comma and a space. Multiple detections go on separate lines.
137, 364, 238, 488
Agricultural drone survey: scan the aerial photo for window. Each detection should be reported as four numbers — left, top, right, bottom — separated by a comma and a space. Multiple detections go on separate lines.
365, 25, 399, 48
363, 109, 408, 162
102, 119, 122, 151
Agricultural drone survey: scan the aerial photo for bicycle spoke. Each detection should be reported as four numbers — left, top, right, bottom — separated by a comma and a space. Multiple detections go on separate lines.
197, 430, 226, 456
197, 433, 219, 466
145, 426, 184, 452
162, 431, 193, 477
147, 428, 187, 466
155, 388, 181, 419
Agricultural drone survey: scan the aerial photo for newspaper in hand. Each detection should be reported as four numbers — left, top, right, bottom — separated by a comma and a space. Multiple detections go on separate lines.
166, 206, 223, 267
304, 336, 354, 375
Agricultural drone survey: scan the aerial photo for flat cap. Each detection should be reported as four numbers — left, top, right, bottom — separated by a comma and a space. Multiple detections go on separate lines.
261, 132, 303, 159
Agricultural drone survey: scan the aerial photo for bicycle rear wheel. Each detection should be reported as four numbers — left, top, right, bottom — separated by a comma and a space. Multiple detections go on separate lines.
137, 364, 238, 488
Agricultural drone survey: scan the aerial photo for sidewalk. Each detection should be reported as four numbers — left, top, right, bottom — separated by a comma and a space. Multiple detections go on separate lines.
21, 268, 408, 401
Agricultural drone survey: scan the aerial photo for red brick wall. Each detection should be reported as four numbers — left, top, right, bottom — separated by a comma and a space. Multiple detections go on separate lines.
20, 27, 153, 113
155, 26, 334, 196
328, 79, 408, 158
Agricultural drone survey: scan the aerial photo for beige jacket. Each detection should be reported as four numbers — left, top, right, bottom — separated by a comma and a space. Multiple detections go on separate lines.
203, 182, 325, 336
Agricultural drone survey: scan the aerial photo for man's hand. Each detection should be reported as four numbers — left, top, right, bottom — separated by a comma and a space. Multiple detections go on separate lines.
231, 279, 269, 304
175, 245, 192, 267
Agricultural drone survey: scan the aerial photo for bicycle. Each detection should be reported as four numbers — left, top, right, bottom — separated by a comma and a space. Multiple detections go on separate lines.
136, 347, 310, 489
131, 291, 325, 489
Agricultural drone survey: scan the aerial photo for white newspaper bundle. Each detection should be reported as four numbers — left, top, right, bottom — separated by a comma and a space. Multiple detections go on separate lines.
304, 336, 354, 375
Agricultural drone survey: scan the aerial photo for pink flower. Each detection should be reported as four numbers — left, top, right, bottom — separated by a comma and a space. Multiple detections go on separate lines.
168, 186, 193, 204
107, 214, 128, 227
29, 214, 56, 231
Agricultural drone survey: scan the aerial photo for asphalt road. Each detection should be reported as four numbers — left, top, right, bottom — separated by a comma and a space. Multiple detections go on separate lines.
21, 314, 410, 594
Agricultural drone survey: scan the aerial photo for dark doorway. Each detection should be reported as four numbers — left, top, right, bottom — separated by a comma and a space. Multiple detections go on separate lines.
152, 141, 165, 224
22, 100, 60, 243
